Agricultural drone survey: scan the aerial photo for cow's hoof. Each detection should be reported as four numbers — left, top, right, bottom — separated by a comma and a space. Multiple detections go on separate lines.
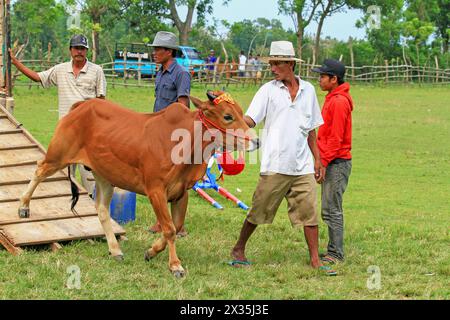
172, 269, 186, 279
144, 250, 155, 262
18, 208, 30, 219
112, 254, 124, 262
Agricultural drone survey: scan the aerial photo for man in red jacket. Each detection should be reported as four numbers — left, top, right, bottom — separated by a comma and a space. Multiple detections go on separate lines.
312, 59, 353, 264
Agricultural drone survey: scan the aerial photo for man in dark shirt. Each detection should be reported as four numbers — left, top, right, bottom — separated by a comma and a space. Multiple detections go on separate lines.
150, 31, 191, 112
206, 49, 217, 71
148, 31, 191, 236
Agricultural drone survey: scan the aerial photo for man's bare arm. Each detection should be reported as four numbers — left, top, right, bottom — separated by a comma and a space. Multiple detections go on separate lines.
178, 96, 190, 108
9, 49, 41, 82
308, 129, 326, 184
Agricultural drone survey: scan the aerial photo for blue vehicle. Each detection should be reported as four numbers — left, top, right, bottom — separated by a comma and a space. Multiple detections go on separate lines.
113, 43, 157, 77
175, 46, 205, 74
114, 43, 204, 77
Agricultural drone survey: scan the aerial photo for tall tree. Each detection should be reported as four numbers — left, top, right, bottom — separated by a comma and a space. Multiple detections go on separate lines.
118, 0, 168, 42
167, 0, 230, 45
426, 0, 449, 53
313, 0, 348, 65
76, 0, 120, 62
278, 0, 321, 60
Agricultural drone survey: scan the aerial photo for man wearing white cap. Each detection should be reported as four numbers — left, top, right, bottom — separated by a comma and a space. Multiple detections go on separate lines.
229, 41, 336, 275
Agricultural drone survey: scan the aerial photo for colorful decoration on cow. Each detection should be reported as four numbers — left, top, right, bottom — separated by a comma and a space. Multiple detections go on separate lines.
192, 152, 249, 211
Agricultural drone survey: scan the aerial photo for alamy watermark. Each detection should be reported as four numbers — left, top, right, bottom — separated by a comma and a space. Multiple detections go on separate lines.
67, 5, 81, 30
367, 6, 381, 31
366, 265, 382, 290
66, 265, 81, 290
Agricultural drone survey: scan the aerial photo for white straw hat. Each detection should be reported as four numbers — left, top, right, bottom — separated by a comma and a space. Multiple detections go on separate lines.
263, 41, 304, 63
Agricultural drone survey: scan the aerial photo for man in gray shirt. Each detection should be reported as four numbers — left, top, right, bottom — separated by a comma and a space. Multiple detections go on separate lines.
148, 31, 191, 236
9, 34, 107, 196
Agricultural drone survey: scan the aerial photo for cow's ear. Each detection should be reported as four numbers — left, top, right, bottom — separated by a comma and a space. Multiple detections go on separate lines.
190, 96, 208, 110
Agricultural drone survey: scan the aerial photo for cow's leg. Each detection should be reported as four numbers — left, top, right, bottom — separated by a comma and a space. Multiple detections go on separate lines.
93, 173, 123, 261
18, 160, 61, 218
171, 191, 188, 234
145, 191, 185, 278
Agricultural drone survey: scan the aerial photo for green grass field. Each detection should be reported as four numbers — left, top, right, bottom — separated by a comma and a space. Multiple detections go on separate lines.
1, 83, 449, 300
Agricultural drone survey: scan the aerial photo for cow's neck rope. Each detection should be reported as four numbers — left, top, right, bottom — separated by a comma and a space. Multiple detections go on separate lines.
197, 110, 251, 141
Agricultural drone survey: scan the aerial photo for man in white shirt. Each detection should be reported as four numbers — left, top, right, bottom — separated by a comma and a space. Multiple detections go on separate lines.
229, 41, 336, 275
238, 51, 247, 77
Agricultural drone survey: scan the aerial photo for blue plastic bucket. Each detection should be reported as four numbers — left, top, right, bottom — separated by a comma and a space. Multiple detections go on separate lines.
93, 187, 136, 224
109, 188, 136, 224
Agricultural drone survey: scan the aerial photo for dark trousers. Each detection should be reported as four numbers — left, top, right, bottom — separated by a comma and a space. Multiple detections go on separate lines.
321, 159, 352, 261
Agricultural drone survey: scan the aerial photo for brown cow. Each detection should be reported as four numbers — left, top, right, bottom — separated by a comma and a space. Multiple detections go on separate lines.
17, 91, 259, 278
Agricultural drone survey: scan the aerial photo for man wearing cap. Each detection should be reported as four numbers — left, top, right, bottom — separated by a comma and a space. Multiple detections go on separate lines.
9, 34, 107, 196
148, 31, 191, 236
229, 41, 336, 275
312, 59, 353, 264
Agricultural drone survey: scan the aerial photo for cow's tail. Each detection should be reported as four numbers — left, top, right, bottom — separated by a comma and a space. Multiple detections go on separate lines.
68, 166, 80, 217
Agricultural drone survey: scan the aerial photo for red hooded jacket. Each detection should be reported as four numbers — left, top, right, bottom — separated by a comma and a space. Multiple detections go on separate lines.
318, 82, 353, 167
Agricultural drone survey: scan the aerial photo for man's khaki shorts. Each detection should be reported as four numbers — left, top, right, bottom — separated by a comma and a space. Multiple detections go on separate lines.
246, 173, 318, 227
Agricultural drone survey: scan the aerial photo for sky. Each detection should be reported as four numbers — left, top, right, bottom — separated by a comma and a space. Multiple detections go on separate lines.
197, 0, 367, 41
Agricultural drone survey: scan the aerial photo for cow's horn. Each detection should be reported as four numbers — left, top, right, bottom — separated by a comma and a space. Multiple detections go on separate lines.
207, 91, 217, 102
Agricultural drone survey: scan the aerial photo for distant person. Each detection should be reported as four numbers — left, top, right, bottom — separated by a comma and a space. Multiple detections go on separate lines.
238, 51, 247, 77
206, 49, 217, 72
312, 59, 353, 264
254, 54, 263, 79
148, 31, 190, 236
229, 41, 336, 276
9, 34, 106, 197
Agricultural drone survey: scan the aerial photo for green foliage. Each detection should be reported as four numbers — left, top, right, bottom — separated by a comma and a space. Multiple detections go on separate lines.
11, 0, 68, 60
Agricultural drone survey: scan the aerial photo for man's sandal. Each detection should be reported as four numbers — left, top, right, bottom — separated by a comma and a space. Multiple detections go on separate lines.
227, 260, 252, 268
319, 265, 337, 276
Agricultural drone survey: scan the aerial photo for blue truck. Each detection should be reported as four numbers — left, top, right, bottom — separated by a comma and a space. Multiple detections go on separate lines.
113, 43, 204, 77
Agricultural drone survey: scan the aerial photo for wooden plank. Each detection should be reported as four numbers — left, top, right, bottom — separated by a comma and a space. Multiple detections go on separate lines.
0, 230, 23, 255
0, 180, 86, 202
0, 148, 43, 166
0, 160, 38, 168
0, 129, 23, 135
0, 144, 38, 151
0, 132, 35, 148
0, 118, 16, 130
0, 164, 66, 185
2, 216, 125, 246
0, 104, 48, 155
0, 196, 97, 224
0, 176, 67, 187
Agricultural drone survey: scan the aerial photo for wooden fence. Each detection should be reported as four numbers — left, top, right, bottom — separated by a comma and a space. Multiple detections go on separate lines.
11, 59, 450, 89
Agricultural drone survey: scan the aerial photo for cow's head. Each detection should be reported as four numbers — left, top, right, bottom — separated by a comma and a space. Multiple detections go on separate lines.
190, 91, 259, 152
